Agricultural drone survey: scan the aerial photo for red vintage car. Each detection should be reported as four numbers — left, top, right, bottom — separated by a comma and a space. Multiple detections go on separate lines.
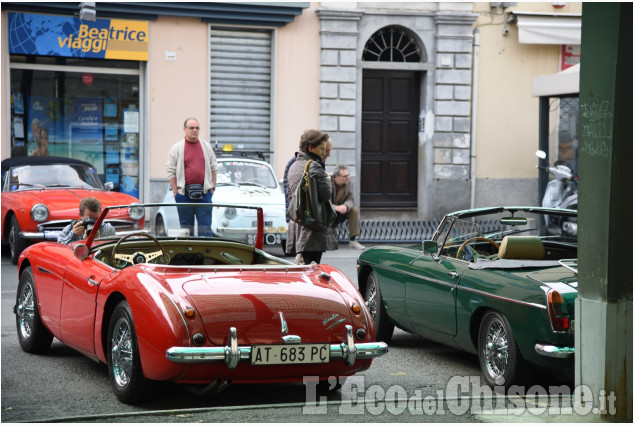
1, 156, 143, 264
14, 202, 388, 403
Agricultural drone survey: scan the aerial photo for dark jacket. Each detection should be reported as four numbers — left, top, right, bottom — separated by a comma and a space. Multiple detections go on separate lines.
333, 175, 355, 211
286, 151, 338, 253
283, 154, 297, 219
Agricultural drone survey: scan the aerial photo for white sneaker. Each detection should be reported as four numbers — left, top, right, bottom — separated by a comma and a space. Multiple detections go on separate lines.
294, 253, 305, 265
349, 240, 366, 250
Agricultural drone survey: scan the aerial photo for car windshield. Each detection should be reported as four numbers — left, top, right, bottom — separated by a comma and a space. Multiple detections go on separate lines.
5, 164, 103, 191
217, 160, 277, 188
435, 208, 577, 262
90, 203, 266, 248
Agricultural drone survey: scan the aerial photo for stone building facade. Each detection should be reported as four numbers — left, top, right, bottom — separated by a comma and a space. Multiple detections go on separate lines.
316, 4, 478, 220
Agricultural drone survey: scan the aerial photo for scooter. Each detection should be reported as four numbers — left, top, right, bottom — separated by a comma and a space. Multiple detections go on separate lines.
536, 150, 578, 236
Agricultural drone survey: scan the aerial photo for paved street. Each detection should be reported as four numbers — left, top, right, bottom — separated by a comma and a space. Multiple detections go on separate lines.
0, 244, 609, 423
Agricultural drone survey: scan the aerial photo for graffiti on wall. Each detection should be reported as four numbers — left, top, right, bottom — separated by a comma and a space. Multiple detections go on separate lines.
579, 101, 611, 158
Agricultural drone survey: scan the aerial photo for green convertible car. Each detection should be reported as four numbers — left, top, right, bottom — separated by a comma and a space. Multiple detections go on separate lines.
357, 206, 577, 387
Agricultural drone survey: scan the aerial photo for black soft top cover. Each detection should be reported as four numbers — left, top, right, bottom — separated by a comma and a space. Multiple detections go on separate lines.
1, 156, 94, 174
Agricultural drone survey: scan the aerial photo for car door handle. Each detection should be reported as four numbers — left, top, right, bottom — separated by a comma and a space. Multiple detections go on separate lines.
87, 277, 98, 286
448, 271, 459, 279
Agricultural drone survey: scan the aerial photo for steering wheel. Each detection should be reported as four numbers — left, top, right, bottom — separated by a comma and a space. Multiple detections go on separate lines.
112, 232, 167, 269
457, 237, 500, 260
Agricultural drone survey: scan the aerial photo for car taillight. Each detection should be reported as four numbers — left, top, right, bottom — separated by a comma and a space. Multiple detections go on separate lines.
547, 290, 570, 331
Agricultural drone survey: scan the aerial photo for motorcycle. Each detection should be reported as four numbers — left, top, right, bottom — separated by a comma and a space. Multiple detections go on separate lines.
536, 150, 578, 236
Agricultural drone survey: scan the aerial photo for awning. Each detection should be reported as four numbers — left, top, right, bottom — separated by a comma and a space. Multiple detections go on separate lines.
513, 12, 581, 45
532, 64, 580, 97
2, 2, 309, 27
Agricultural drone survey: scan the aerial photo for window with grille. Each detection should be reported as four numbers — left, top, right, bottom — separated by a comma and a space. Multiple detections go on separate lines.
362, 27, 422, 62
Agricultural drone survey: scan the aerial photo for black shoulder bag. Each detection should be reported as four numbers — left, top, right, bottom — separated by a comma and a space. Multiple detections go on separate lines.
286, 160, 336, 231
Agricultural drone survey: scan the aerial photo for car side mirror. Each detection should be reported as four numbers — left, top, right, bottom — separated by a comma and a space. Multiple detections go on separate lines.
73, 243, 89, 260
422, 240, 438, 254
104, 182, 114, 191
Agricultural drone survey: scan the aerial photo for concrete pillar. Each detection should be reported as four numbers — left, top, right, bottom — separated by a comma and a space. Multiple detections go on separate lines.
576, 3, 632, 421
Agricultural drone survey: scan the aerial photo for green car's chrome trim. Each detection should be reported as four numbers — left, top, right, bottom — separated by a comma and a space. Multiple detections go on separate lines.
535, 343, 575, 358
361, 263, 458, 290
360, 262, 547, 311
458, 286, 547, 310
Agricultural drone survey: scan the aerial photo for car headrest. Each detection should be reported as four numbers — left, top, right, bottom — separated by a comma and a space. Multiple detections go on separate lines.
498, 236, 545, 260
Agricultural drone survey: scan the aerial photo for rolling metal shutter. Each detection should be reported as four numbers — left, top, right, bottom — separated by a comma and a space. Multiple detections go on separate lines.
209, 27, 272, 155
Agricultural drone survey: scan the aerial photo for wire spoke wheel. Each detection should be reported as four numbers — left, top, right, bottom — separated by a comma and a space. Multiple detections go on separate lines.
9, 222, 17, 258
364, 271, 393, 343
478, 311, 524, 388
111, 317, 134, 388
107, 301, 151, 403
16, 280, 35, 340
483, 317, 509, 380
15, 266, 53, 353
9, 215, 28, 264
366, 282, 377, 319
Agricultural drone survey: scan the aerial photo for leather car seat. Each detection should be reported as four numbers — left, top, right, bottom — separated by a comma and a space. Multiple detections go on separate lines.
498, 236, 545, 260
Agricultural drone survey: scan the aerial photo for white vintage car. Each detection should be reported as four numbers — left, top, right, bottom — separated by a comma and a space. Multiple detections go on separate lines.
155, 155, 289, 255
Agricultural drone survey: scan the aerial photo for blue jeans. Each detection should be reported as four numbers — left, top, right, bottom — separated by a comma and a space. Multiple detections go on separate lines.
175, 191, 213, 237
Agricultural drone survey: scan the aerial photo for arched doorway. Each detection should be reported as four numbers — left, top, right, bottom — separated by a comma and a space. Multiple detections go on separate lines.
361, 26, 423, 209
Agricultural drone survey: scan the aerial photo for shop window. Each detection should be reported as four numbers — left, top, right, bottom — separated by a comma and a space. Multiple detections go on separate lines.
10, 61, 140, 197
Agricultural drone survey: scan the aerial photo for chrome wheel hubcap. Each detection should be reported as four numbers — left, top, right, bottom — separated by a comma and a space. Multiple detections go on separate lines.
484, 318, 508, 382
17, 282, 35, 340
9, 226, 16, 257
366, 284, 377, 319
111, 317, 133, 388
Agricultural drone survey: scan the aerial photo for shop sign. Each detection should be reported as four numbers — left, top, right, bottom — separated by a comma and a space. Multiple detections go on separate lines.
561, 44, 580, 71
8, 12, 148, 61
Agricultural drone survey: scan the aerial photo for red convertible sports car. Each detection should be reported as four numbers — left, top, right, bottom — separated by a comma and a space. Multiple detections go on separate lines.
1, 156, 142, 264
14, 202, 388, 403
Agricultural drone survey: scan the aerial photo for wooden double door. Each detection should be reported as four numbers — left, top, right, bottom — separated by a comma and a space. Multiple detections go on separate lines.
361, 70, 420, 209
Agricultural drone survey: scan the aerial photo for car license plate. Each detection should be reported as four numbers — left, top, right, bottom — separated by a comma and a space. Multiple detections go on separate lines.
252, 221, 273, 227
251, 344, 329, 365
248, 233, 281, 245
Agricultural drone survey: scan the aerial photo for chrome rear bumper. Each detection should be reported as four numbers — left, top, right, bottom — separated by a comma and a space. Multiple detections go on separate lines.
166, 325, 388, 368
535, 343, 575, 358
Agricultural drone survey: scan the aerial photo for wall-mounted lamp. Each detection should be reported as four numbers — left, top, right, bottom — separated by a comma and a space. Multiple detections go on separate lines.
79, 2, 96, 21
502, 14, 517, 36
490, 2, 518, 11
